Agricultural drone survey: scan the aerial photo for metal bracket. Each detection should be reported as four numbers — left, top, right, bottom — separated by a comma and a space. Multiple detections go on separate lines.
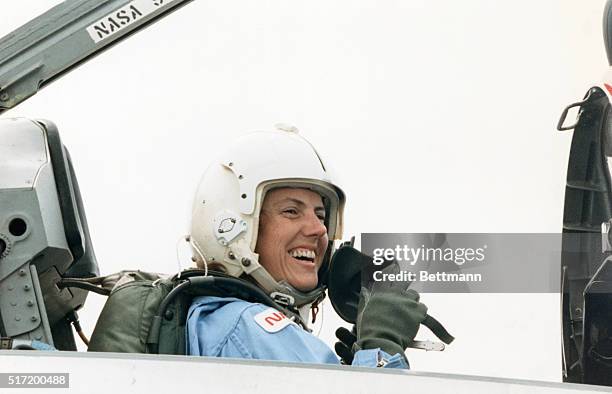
213, 211, 247, 246
410, 340, 446, 352
0, 265, 43, 338
557, 90, 595, 131
602, 220, 612, 253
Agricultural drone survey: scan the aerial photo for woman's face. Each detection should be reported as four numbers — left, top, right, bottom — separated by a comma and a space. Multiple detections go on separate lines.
255, 187, 329, 291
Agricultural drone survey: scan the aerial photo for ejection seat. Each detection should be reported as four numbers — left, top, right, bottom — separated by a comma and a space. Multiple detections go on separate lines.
560, 85, 612, 386
555, 1, 612, 386
0, 118, 99, 350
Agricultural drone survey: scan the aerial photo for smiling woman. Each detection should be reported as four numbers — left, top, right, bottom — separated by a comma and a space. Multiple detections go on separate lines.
188, 124, 345, 311
184, 124, 427, 368
256, 188, 329, 292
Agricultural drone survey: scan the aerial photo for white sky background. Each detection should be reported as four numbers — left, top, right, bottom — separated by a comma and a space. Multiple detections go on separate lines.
1, 0, 609, 383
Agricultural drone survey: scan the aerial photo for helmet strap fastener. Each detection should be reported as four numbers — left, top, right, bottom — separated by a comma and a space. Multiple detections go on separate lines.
228, 240, 260, 275
270, 292, 295, 307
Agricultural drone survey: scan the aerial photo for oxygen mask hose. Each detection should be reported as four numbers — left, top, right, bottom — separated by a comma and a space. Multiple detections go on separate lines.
0, 239, 6, 257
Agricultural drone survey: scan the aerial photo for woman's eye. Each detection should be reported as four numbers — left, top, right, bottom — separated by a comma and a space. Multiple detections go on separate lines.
283, 208, 298, 215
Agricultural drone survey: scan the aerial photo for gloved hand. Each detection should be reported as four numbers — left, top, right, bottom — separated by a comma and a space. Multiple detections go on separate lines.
353, 263, 427, 359
334, 326, 357, 364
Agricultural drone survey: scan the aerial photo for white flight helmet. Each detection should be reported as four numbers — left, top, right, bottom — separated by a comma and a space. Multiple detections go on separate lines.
189, 124, 345, 308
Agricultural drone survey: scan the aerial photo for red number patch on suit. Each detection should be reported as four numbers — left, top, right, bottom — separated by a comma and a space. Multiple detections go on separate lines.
254, 308, 293, 333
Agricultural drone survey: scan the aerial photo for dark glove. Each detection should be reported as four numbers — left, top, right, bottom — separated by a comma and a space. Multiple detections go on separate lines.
334, 326, 357, 364
353, 263, 427, 359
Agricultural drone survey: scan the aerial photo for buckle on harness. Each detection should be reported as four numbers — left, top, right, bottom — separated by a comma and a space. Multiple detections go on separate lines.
270, 292, 295, 306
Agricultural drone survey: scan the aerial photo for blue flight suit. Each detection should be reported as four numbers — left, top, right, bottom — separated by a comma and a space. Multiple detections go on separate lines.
186, 296, 408, 369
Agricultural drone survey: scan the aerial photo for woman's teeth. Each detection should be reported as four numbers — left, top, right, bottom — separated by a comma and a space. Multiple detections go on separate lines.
289, 249, 315, 261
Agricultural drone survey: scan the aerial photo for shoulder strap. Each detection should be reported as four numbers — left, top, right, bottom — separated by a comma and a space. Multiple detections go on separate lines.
58, 270, 170, 296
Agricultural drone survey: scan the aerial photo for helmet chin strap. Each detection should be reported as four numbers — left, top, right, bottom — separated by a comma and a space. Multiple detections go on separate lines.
227, 239, 326, 310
